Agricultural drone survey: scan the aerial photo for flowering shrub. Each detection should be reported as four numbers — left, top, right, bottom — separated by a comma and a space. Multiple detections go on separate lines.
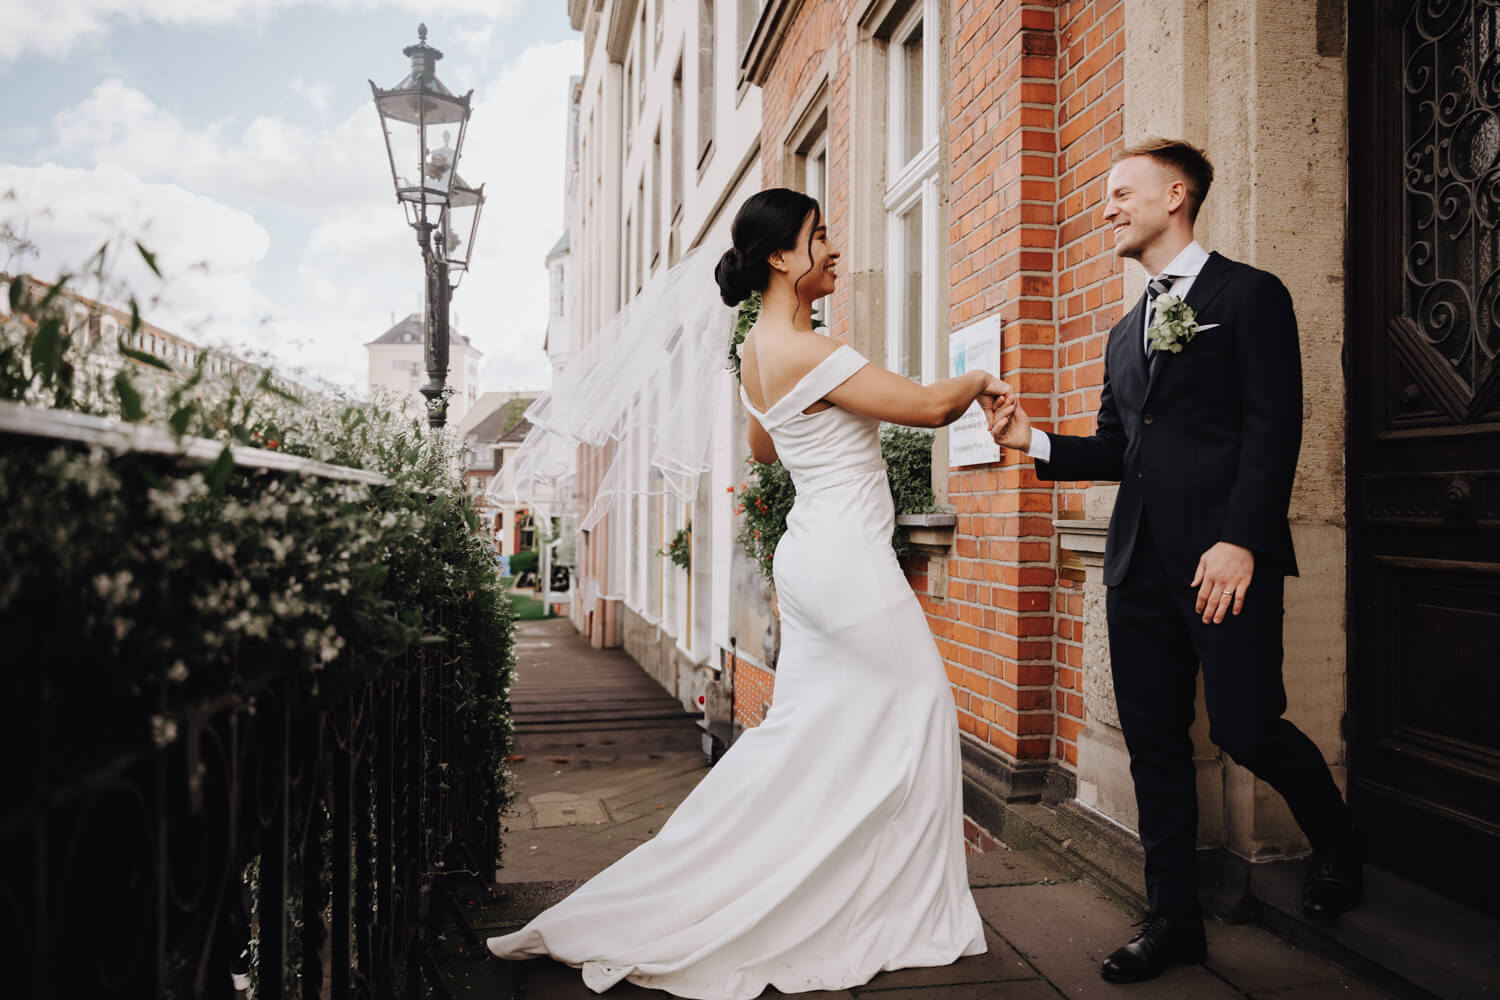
733, 458, 795, 582
663, 523, 692, 571
0, 264, 516, 828
732, 426, 940, 581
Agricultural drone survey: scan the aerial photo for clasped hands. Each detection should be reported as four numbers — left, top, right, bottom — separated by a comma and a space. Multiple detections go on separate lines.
978, 378, 1030, 451
975, 376, 1254, 625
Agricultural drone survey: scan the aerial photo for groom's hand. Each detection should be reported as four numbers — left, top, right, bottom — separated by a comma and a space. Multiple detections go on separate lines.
1191, 542, 1254, 624
987, 393, 1032, 451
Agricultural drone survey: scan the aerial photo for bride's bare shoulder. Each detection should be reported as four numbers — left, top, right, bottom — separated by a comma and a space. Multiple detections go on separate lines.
749, 329, 839, 378
742, 329, 841, 409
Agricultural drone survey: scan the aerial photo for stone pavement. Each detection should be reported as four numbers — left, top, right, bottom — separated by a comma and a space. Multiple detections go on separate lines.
435, 620, 1390, 999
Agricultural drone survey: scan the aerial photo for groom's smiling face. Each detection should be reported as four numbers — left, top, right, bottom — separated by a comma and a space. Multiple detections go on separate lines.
1103, 156, 1185, 262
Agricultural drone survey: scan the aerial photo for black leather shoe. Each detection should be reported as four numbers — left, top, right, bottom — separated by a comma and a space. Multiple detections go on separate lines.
1099, 913, 1207, 983
1303, 850, 1363, 919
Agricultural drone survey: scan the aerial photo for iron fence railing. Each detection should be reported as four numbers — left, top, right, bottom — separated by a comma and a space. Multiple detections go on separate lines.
1, 404, 501, 999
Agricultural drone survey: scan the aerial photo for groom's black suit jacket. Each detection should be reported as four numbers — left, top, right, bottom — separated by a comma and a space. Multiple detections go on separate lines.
1036, 252, 1302, 588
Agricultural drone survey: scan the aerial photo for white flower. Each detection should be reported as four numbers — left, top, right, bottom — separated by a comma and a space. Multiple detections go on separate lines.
1147, 296, 1219, 355
150, 715, 179, 748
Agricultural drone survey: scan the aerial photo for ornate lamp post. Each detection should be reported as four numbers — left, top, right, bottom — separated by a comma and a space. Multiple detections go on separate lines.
371, 24, 485, 428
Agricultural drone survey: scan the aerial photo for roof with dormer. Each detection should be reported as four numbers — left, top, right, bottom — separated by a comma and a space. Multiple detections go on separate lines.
365, 312, 474, 348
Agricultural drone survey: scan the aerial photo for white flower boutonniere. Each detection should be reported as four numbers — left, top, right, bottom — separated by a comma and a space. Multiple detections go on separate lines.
1146, 295, 1219, 355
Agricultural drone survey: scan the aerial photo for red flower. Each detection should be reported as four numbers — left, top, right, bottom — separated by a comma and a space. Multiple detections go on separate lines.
267, 439, 279, 449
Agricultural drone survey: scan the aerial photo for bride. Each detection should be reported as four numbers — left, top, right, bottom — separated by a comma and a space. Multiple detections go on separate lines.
487, 187, 1014, 998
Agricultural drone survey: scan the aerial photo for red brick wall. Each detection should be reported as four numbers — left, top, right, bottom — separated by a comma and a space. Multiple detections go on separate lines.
747, 0, 1127, 777
1048, 0, 1124, 764
729, 652, 776, 729
939, 0, 1123, 769
964, 815, 1006, 853
945, 1, 1060, 762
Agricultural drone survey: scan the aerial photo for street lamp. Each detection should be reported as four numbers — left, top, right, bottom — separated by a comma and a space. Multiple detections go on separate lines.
444, 174, 486, 282
371, 23, 482, 428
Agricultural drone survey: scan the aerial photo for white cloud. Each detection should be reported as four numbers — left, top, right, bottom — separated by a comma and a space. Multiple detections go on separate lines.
288, 76, 334, 115
5, 35, 580, 396
442, 39, 580, 391
0, 1, 525, 64
49, 78, 391, 211
0, 161, 273, 347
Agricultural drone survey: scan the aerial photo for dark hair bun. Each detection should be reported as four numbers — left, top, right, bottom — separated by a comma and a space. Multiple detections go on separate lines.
714, 247, 751, 306
715, 188, 821, 308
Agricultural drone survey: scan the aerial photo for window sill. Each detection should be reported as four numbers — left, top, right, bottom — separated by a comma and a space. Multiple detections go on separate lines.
894, 510, 956, 554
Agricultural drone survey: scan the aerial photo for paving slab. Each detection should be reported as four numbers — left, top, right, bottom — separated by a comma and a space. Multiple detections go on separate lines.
853, 925, 1037, 989
1245, 983, 1394, 999
451, 618, 1397, 1000
853, 983, 1063, 999
967, 847, 1077, 888
533, 797, 609, 828
974, 882, 1243, 1000
1204, 922, 1376, 996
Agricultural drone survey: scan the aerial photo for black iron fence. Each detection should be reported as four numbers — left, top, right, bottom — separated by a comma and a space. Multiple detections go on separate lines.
0, 404, 510, 999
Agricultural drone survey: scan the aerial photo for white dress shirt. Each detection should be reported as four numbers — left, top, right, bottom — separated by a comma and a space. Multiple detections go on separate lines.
1025, 240, 1210, 463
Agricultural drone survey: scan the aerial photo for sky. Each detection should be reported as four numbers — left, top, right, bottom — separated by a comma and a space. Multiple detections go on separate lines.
0, 0, 582, 397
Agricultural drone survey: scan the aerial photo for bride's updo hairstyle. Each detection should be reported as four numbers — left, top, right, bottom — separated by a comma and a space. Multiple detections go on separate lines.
714, 188, 822, 307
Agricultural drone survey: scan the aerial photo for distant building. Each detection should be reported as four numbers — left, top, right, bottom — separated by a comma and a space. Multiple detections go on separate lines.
562, 0, 763, 718
1, 273, 249, 407
364, 313, 483, 426
544, 231, 573, 380
460, 391, 539, 558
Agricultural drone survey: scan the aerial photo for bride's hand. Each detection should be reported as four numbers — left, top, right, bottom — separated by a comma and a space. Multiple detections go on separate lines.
975, 373, 1013, 421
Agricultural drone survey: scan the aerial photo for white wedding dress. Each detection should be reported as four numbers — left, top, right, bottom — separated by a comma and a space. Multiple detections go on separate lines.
487, 345, 986, 997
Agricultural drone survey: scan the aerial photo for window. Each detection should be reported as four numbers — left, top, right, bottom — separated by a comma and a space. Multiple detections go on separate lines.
624, 212, 634, 303
652, 126, 662, 266
637, 180, 646, 293
883, 0, 941, 382
672, 61, 685, 218
639, 2, 650, 84
698, 0, 715, 166
626, 53, 635, 148
738, 0, 759, 62
789, 100, 831, 328
785, 79, 830, 326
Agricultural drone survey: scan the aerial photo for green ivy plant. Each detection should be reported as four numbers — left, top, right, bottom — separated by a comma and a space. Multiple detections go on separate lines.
727, 291, 759, 380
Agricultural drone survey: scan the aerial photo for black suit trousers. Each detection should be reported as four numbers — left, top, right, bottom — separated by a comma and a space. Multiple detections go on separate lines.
1105, 517, 1352, 919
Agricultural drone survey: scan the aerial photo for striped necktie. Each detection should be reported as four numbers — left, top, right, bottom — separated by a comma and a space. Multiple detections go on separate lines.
1145, 274, 1174, 358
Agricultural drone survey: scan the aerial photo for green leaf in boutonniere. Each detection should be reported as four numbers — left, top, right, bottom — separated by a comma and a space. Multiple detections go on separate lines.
1146, 295, 1220, 355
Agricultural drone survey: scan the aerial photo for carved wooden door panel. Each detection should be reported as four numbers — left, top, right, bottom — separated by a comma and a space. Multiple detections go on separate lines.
1348, 1, 1500, 915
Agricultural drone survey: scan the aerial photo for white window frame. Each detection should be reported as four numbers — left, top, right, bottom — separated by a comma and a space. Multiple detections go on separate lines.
883, 0, 941, 384
804, 130, 831, 330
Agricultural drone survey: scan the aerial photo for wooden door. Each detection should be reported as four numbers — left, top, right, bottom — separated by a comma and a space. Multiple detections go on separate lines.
1348, 0, 1500, 916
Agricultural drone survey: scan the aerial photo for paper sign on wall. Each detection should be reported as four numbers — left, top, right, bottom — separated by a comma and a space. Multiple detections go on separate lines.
947, 315, 1003, 469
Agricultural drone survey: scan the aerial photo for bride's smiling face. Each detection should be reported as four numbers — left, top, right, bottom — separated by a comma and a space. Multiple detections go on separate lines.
786, 211, 839, 302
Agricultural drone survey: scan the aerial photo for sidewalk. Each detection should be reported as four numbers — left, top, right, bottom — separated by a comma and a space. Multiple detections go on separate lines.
437, 620, 1389, 999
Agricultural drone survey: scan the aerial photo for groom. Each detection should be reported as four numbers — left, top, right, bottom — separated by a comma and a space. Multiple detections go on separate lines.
988, 139, 1360, 983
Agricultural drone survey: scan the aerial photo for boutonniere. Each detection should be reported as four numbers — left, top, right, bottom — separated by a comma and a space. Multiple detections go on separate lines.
1147, 295, 1220, 354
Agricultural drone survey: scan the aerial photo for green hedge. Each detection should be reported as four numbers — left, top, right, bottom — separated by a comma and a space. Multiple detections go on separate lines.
0, 266, 517, 827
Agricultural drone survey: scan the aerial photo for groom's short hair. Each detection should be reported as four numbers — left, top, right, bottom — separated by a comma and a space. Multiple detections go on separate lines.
1117, 138, 1214, 223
